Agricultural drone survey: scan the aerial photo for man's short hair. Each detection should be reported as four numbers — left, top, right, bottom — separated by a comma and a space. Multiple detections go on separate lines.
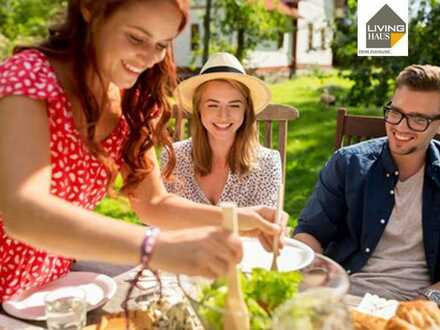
396, 64, 440, 93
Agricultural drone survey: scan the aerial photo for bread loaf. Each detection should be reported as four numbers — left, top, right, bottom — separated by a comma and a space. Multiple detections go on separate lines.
388, 301, 440, 330
352, 310, 387, 330
352, 300, 440, 330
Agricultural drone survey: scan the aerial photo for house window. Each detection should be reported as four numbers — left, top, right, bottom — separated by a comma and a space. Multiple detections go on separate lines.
320, 27, 326, 50
191, 24, 200, 50
307, 23, 314, 51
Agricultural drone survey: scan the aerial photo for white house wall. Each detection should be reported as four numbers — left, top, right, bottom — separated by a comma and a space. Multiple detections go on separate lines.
245, 33, 291, 69
174, 0, 335, 70
174, 6, 204, 68
296, 0, 333, 67
174, 6, 292, 69
174, 20, 192, 67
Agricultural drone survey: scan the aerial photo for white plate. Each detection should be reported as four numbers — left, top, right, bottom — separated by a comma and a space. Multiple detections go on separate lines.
2, 272, 117, 321
240, 237, 314, 272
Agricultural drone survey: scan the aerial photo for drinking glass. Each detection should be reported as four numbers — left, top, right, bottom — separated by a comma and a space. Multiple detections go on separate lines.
45, 287, 87, 330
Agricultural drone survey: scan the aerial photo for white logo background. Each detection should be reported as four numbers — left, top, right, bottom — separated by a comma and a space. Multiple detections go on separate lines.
358, 0, 408, 56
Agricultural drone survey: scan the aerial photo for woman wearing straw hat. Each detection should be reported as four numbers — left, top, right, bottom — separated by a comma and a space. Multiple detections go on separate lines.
161, 52, 282, 209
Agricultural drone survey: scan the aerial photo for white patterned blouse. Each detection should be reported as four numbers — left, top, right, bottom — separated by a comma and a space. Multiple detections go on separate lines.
160, 139, 282, 207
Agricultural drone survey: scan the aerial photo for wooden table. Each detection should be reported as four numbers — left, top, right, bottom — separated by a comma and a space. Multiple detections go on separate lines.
0, 262, 363, 329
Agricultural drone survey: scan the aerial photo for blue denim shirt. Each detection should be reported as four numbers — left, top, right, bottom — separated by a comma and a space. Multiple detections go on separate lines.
294, 138, 440, 283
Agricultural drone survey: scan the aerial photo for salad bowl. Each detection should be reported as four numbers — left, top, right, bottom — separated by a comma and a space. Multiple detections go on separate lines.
178, 238, 350, 330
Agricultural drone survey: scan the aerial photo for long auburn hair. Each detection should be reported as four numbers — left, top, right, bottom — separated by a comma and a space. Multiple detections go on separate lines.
191, 79, 259, 176
15, 0, 189, 195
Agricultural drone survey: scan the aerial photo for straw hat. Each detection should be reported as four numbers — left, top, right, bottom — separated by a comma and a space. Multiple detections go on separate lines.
175, 52, 271, 114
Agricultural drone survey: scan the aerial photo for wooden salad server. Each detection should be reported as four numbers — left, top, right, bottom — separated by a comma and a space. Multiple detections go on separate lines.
221, 202, 250, 330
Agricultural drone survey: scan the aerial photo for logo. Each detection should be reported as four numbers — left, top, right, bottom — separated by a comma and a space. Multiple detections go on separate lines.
366, 5, 406, 48
358, 1, 408, 57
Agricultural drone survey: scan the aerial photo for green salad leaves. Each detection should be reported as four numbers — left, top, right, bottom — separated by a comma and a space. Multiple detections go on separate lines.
196, 268, 303, 330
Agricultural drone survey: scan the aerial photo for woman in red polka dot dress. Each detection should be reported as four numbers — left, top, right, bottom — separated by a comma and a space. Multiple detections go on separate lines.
0, 0, 281, 302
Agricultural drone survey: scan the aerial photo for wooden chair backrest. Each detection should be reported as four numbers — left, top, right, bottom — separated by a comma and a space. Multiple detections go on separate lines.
334, 108, 386, 150
334, 107, 440, 151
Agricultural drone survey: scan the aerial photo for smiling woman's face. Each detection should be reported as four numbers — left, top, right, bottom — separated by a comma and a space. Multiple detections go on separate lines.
199, 80, 247, 144
90, 0, 183, 89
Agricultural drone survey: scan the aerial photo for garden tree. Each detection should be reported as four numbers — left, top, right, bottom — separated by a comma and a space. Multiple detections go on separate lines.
217, 0, 291, 61
332, 0, 440, 106
190, 1, 234, 69
0, 0, 66, 58
202, 0, 213, 63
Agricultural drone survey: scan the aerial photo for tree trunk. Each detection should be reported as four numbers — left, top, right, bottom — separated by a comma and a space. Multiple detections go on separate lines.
235, 28, 245, 61
202, 0, 212, 63
289, 1, 299, 78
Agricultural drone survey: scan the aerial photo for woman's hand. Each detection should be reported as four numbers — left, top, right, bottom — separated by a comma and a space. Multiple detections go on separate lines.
148, 227, 243, 278
237, 206, 288, 252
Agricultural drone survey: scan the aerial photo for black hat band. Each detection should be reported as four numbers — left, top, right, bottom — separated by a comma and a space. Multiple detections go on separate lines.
201, 66, 244, 75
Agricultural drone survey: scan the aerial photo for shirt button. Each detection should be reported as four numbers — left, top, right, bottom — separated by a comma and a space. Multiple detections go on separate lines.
380, 219, 386, 224
386, 173, 390, 178
394, 171, 399, 176
347, 269, 351, 274
365, 248, 371, 253
390, 190, 394, 195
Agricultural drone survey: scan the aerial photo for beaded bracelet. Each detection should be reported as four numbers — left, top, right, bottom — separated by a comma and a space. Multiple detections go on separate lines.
123, 227, 161, 315
140, 226, 160, 267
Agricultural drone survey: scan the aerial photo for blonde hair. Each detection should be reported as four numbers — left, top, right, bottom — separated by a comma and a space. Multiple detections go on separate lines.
191, 79, 259, 176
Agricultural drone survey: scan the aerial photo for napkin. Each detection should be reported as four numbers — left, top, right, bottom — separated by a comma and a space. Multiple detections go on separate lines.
354, 293, 399, 320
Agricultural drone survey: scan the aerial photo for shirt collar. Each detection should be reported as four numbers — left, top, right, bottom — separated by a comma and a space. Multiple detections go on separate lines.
380, 138, 440, 186
380, 139, 399, 175
426, 140, 440, 186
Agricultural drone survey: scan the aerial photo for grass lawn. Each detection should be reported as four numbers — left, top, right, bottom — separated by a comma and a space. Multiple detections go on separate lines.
95, 72, 382, 227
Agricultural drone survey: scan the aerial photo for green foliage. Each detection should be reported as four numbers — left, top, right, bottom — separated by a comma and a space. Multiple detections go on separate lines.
0, 0, 66, 58
190, 3, 236, 68
269, 73, 379, 226
216, 0, 291, 61
332, 0, 440, 106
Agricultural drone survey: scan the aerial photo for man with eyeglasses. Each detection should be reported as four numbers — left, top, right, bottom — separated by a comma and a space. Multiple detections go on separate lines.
293, 64, 440, 303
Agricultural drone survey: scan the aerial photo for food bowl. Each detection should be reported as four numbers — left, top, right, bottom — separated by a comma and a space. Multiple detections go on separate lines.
271, 288, 353, 330
178, 238, 350, 330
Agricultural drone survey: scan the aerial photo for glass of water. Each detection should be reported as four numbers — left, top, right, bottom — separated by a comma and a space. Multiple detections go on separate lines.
45, 287, 87, 330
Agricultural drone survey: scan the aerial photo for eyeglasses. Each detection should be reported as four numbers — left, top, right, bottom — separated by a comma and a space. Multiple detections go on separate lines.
383, 101, 440, 132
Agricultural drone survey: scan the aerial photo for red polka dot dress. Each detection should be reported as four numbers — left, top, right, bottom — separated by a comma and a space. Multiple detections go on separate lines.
0, 49, 129, 302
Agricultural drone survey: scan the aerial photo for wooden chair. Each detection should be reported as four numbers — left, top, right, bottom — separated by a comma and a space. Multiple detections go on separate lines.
170, 103, 299, 185
334, 107, 440, 151
334, 108, 386, 151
